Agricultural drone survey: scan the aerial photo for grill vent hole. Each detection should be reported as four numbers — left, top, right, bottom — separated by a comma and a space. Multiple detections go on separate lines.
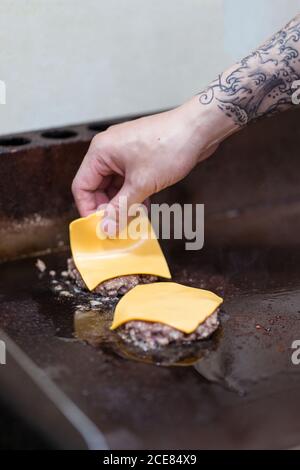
41, 129, 77, 140
0, 137, 30, 147
88, 123, 109, 132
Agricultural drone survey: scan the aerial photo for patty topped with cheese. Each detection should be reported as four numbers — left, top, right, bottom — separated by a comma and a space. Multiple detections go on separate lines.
116, 309, 219, 351
67, 258, 158, 297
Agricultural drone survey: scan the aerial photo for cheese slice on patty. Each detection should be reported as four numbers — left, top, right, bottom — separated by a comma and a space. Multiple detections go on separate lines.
111, 282, 223, 334
69, 211, 171, 291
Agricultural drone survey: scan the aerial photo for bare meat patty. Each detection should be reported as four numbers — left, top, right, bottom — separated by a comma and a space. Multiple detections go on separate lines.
67, 258, 158, 297
116, 309, 219, 351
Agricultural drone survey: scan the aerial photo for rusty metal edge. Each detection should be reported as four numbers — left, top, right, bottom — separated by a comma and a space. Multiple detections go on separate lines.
0, 109, 167, 152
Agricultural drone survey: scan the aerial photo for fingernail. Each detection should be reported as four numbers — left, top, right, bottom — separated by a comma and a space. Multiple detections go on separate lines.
101, 218, 117, 238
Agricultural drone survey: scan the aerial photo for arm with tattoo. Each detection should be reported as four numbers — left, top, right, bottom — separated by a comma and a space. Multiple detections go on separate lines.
199, 14, 300, 126
73, 14, 300, 231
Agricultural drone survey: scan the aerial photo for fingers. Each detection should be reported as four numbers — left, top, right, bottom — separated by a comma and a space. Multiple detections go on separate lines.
72, 138, 110, 216
72, 129, 153, 234
101, 178, 151, 236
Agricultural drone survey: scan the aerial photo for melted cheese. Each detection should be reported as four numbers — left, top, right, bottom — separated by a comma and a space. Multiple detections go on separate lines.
111, 282, 223, 333
69, 211, 171, 291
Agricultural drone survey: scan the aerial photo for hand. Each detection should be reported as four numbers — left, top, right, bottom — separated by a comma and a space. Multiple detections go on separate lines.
72, 96, 236, 234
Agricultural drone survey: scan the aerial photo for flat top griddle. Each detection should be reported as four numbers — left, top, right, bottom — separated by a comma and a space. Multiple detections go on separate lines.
1, 109, 300, 449
1, 245, 300, 449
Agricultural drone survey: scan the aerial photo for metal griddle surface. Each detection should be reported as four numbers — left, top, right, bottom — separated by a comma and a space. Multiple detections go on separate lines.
1, 247, 300, 449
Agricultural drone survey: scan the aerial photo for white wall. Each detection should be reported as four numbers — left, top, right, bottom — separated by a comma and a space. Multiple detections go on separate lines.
0, 0, 300, 135
223, 0, 300, 59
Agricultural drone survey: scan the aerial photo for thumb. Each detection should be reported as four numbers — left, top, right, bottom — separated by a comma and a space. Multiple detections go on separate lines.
101, 179, 150, 236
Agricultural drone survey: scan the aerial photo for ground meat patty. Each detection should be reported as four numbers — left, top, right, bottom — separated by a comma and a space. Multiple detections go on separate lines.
67, 258, 158, 297
117, 309, 219, 351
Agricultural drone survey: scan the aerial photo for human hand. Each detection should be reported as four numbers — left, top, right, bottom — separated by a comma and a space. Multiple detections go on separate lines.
72, 96, 237, 234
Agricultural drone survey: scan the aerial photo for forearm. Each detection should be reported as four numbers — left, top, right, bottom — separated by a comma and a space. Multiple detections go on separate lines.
198, 13, 300, 129
73, 14, 300, 219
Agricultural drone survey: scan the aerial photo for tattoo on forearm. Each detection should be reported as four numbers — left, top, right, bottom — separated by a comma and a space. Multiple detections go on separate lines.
199, 14, 300, 126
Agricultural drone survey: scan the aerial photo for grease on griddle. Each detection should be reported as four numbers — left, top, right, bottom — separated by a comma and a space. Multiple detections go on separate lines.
48, 264, 222, 366
73, 307, 222, 367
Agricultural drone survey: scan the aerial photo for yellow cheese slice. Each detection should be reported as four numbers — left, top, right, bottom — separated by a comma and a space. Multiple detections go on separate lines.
111, 282, 223, 334
69, 211, 171, 291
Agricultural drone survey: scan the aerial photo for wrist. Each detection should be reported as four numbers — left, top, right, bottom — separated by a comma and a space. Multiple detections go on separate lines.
179, 95, 239, 151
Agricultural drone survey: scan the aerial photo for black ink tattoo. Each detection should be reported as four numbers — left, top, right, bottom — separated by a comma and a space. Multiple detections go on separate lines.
199, 14, 300, 126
